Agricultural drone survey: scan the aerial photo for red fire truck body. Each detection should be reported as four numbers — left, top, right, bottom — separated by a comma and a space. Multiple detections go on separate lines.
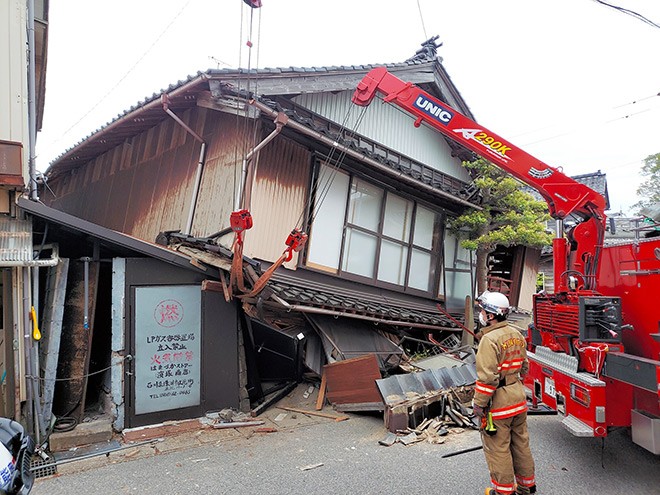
352, 67, 660, 453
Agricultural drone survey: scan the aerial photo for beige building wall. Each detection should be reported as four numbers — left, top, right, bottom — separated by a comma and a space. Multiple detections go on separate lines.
0, 0, 29, 185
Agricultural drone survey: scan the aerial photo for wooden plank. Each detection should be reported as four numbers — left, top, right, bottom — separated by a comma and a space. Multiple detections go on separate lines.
277, 406, 349, 422
219, 271, 231, 302
333, 402, 385, 412
315, 371, 327, 411
40, 259, 70, 428
201, 280, 224, 292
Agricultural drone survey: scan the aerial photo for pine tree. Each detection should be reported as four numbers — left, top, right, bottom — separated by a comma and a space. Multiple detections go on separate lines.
448, 158, 553, 293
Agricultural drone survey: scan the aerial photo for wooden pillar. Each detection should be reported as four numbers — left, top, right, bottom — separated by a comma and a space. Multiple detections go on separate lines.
462, 295, 474, 347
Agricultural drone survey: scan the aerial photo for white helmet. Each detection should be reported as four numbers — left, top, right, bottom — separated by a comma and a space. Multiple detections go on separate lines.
477, 291, 511, 316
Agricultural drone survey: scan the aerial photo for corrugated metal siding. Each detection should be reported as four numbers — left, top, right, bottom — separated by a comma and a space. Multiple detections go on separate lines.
243, 136, 311, 266
189, 111, 250, 238
293, 91, 470, 183
45, 107, 223, 242
43, 106, 305, 265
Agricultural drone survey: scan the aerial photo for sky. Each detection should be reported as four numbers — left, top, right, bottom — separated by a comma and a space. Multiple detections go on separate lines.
37, 0, 660, 215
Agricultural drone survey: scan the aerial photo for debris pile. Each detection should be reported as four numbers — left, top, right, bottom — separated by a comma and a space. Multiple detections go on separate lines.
377, 386, 478, 446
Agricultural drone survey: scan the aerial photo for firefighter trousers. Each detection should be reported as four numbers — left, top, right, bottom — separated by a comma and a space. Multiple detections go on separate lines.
481, 411, 536, 494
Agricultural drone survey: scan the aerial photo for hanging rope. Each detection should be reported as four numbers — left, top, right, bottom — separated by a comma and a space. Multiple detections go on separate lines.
227, 1, 375, 299
304, 104, 369, 229
229, 1, 262, 296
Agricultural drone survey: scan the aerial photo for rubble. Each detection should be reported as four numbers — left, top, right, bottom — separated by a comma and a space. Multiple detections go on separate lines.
376, 388, 478, 446
205, 408, 265, 429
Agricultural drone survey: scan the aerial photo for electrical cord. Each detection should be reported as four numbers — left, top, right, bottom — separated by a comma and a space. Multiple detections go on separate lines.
52, 416, 77, 433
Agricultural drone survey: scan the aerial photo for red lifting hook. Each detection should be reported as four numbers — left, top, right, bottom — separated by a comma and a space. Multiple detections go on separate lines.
284, 229, 308, 262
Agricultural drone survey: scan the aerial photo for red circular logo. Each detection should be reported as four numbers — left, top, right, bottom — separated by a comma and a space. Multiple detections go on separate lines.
154, 299, 183, 327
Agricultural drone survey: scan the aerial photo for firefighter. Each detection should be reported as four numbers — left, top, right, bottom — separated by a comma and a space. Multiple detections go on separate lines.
472, 291, 537, 495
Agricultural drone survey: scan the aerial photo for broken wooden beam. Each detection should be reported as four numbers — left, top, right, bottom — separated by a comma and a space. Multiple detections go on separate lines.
315, 371, 327, 411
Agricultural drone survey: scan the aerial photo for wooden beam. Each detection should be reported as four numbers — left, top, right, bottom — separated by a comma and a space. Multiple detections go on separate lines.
277, 406, 349, 422
315, 371, 327, 411
202, 280, 224, 292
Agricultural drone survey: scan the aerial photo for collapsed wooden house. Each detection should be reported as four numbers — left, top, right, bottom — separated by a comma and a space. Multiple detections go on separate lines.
27, 39, 486, 438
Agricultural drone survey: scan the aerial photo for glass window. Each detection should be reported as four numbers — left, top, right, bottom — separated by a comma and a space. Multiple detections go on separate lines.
342, 227, 377, 278
442, 229, 475, 307
413, 205, 436, 249
409, 249, 434, 291
455, 241, 472, 268
444, 233, 457, 267
347, 179, 382, 231
306, 166, 350, 272
444, 270, 473, 309
378, 240, 408, 285
383, 194, 412, 242
306, 163, 449, 296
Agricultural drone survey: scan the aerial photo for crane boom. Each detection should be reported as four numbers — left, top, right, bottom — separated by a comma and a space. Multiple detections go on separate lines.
351, 65, 660, 452
352, 67, 607, 292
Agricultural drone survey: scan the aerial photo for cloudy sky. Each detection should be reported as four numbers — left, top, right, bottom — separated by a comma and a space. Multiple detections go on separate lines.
37, 0, 660, 214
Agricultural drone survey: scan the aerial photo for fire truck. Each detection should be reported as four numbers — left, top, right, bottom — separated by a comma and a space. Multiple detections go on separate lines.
352, 67, 660, 454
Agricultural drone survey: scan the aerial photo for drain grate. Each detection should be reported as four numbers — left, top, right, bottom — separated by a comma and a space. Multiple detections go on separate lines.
30, 455, 58, 479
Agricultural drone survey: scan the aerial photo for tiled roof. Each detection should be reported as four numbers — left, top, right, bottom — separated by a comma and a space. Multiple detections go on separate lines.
268, 272, 464, 330
47, 60, 440, 170
571, 171, 609, 207
163, 239, 465, 330
525, 170, 610, 211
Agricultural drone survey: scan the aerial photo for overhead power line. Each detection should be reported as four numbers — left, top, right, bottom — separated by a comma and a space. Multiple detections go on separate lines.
41, 1, 193, 156
593, 0, 660, 29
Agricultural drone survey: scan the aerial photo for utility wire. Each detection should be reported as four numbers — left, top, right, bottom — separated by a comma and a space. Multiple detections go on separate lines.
416, 0, 429, 40
508, 92, 660, 141
593, 0, 660, 29
613, 91, 660, 109
503, 97, 660, 149
31, 361, 121, 383
43, 0, 193, 154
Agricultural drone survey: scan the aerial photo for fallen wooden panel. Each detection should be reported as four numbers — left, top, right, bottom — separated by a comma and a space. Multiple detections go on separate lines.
323, 354, 383, 411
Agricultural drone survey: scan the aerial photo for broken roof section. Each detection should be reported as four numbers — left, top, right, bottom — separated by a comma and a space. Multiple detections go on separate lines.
267, 269, 464, 330
306, 314, 404, 370
169, 236, 468, 332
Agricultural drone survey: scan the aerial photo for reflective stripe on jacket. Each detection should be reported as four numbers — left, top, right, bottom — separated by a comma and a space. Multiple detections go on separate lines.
473, 320, 529, 412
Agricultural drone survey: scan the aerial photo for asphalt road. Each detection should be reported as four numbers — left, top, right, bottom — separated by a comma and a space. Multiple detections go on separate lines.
32, 411, 660, 495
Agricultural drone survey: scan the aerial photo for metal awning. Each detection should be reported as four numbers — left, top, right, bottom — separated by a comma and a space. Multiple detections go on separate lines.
376, 364, 477, 407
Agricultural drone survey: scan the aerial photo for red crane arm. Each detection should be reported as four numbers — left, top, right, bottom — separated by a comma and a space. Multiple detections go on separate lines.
352, 67, 606, 220
352, 67, 607, 291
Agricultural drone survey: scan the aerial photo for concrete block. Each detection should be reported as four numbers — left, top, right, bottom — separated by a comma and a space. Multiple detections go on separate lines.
49, 419, 114, 452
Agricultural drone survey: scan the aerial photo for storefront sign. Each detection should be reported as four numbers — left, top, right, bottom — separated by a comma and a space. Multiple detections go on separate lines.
134, 285, 201, 414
